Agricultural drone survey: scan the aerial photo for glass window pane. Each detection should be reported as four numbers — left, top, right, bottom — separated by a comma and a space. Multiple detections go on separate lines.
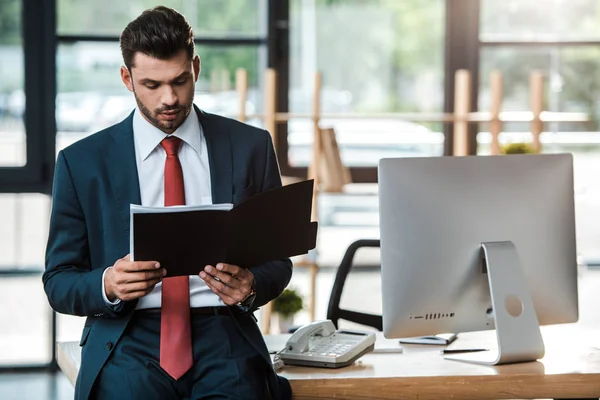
478, 47, 600, 259
0, 194, 49, 270
57, 0, 267, 37
0, 0, 25, 167
56, 42, 265, 149
195, 45, 265, 119
479, 47, 600, 130
288, 0, 445, 168
481, 0, 600, 41
56, 42, 132, 139
0, 276, 52, 365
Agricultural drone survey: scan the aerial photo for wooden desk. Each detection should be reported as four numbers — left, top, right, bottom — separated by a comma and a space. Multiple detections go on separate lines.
58, 324, 600, 399
271, 325, 600, 399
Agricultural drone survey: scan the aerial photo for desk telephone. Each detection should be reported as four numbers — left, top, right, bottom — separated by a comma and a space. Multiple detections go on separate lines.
277, 320, 376, 368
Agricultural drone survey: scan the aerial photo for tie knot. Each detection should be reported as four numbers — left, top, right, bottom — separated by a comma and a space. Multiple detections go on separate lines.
161, 136, 182, 156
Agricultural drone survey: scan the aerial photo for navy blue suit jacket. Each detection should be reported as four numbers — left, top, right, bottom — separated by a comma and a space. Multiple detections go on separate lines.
43, 107, 293, 400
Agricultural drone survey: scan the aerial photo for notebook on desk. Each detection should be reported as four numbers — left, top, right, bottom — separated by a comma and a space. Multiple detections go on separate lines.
399, 333, 458, 345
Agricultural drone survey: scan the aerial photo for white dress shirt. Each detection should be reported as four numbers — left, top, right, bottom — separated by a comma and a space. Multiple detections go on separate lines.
102, 108, 223, 308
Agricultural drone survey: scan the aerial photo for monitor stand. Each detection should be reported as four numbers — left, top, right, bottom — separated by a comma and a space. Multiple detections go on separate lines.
444, 241, 545, 365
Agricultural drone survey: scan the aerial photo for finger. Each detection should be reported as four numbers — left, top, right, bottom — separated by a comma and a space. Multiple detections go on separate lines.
200, 270, 241, 300
202, 265, 243, 288
119, 289, 155, 302
200, 269, 236, 294
115, 279, 160, 301
121, 260, 161, 273
120, 278, 162, 294
212, 264, 250, 283
115, 269, 166, 285
215, 263, 247, 278
201, 274, 239, 305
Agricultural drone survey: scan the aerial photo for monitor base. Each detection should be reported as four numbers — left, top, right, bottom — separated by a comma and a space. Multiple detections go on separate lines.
444, 241, 545, 365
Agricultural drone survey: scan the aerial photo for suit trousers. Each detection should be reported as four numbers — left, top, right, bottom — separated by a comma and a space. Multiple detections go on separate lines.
91, 310, 270, 400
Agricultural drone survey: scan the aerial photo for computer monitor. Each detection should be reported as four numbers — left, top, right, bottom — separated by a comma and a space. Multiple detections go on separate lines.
378, 154, 578, 365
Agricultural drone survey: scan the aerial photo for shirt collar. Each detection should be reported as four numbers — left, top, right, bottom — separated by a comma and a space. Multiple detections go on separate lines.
133, 107, 203, 161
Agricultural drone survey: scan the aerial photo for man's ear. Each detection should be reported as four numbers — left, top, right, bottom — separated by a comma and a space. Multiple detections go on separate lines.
193, 55, 201, 82
120, 66, 134, 92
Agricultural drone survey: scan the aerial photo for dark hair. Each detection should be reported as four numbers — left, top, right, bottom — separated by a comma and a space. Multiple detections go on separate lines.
120, 6, 195, 69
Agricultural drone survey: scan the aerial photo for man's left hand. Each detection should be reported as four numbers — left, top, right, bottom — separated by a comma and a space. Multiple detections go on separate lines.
200, 263, 254, 306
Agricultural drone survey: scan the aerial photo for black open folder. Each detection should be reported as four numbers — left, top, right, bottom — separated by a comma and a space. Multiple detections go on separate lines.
130, 180, 318, 277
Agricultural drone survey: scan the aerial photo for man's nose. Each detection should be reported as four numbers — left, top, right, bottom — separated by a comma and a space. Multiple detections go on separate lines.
161, 85, 178, 106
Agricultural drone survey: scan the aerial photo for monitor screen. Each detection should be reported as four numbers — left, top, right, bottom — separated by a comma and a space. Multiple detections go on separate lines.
378, 154, 578, 340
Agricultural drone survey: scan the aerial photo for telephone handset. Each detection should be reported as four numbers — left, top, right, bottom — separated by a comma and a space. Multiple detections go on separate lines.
277, 320, 376, 368
285, 319, 337, 353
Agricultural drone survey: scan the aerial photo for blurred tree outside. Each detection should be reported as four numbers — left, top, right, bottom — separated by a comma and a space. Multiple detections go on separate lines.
0, 0, 22, 94
294, 0, 444, 116
0, 0, 19, 44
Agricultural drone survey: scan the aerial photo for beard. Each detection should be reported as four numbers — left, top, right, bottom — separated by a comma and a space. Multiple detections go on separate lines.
134, 92, 194, 133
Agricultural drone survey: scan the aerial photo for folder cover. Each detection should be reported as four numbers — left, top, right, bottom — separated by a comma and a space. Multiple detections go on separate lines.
130, 180, 318, 277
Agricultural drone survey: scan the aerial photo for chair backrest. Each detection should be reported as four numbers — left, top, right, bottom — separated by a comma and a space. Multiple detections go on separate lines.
326, 239, 383, 331
318, 127, 352, 193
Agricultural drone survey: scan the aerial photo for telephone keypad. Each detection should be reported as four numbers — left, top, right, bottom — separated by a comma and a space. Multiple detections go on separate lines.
309, 335, 363, 356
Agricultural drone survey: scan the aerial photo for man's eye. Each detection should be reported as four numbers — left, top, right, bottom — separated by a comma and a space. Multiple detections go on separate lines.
145, 84, 158, 89
174, 79, 187, 86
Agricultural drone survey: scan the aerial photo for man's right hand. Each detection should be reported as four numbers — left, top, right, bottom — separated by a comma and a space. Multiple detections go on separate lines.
104, 254, 166, 302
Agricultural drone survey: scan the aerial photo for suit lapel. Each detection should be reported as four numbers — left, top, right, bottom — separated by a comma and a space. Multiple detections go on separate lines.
106, 112, 142, 236
195, 105, 233, 204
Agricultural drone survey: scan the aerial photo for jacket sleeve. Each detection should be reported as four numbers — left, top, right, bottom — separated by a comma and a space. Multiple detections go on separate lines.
42, 151, 124, 317
249, 131, 293, 309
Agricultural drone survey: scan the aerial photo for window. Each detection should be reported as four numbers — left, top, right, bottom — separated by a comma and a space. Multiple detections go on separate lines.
55, 43, 266, 149
477, 0, 600, 259
0, 276, 52, 366
479, 47, 600, 130
57, 0, 267, 37
0, 0, 25, 167
285, 0, 445, 179
480, 0, 600, 42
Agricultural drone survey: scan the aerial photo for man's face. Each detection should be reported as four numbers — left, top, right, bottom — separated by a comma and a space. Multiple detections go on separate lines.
120, 49, 200, 134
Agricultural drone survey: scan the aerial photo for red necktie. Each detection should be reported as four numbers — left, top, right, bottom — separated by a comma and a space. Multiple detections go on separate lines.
159, 136, 193, 379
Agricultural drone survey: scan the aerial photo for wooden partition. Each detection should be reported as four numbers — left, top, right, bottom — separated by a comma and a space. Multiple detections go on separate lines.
235, 68, 248, 123
530, 71, 544, 153
489, 71, 503, 155
453, 70, 471, 156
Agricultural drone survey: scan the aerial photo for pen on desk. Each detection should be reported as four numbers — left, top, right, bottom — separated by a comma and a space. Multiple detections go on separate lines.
442, 348, 488, 354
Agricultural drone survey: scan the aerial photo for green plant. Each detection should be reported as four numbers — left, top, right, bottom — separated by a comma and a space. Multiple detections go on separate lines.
501, 142, 538, 155
272, 288, 304, 318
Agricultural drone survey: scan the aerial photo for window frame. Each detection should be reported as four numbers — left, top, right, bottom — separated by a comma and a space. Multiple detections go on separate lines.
0, 0, 56, 193
277, 0, 455, 182
477, 1, 600, 153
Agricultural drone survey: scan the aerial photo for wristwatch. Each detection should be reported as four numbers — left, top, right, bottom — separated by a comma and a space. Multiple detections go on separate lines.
236, 279, 257, 312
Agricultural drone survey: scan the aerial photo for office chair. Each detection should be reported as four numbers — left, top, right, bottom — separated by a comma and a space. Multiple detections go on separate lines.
326, 239, 383, 331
